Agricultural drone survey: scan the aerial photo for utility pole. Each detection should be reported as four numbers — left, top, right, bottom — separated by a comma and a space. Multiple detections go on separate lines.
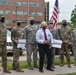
28, 0, 29, 24
16, 6, 18, 19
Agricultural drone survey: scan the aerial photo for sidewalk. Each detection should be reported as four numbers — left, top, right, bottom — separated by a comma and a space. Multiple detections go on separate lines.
0, 65, 76, 75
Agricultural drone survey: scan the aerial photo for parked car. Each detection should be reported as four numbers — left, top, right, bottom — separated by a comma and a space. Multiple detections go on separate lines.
6, 29, 25, 54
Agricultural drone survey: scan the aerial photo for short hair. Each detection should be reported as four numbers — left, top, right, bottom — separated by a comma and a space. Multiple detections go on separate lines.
41, 21, 47, 27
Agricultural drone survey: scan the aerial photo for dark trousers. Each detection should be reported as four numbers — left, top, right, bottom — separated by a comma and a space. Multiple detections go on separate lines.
38, 44, 52, 70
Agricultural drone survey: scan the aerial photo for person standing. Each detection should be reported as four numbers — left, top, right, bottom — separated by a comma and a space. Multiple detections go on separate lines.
23, 17, 38, 70
0, 15, 11, 73
58, 20, 73, 68
11, 20, 24, 72
36, 21, 54, 73
44, 20, 59, 68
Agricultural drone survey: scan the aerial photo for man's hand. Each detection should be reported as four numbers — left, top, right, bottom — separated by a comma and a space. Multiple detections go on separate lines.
43, 40, 48, 44
16, 40, 19, 44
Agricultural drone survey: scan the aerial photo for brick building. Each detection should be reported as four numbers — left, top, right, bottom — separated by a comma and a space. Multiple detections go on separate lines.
0, 0, 45, 28
45, 2, 49, 22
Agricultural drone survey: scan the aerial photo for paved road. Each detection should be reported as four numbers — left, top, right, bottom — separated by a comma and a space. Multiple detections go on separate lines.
0, 51, 39, 61
0, 65, 76, 75
0, 51, 27, 62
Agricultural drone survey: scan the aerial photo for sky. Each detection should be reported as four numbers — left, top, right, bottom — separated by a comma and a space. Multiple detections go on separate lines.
45, 0, 76, 22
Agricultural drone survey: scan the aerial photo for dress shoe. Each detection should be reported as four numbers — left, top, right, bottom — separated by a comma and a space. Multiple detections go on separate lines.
39, 69, 43, 73
3, 69, 11, 73
47, 68, 54, 71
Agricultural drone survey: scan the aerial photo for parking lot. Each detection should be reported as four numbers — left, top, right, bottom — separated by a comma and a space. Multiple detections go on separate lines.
0, 51, 27, 62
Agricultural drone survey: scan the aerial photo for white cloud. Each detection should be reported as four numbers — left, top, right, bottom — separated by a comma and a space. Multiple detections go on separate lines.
45, 0, 76, 22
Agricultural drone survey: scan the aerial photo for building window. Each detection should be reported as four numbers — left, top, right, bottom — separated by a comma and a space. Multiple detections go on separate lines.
13, 20, 27, 24
30, 3, 42, 7
30, 12, 42, 16
0, 10, 10, 14
13, 11, 27, 15
35, 21, 41, 24
5, 20, 10, 24
0, 1, 10, 5
5, 10, 10, 14
21, 20, 27, 24
13, 2, 27, 6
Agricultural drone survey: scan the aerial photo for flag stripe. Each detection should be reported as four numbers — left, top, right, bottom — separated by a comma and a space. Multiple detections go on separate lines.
53, 11, 57, 18
54, 7, 58, 13
50, 0, 59, 28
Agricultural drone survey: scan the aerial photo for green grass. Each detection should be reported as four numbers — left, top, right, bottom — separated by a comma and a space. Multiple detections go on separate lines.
55, 56, 75, 75
54, 56, 74, 65
57, 72, 76, 75
0, 56, 75, 70
0, 60, 39, 69
0, 56, 74, 75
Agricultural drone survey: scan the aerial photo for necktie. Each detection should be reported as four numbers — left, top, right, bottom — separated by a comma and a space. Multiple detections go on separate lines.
44, 30, 47, 40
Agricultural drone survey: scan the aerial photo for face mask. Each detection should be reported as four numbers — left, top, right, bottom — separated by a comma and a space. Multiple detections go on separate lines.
17, 22, 21, 26
0, 17, 5, 23
42, 26, 46, 30
30, 20, 34, 25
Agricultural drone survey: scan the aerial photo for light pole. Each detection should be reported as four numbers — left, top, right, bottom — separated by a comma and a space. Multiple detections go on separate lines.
45, 3, 47, 22
75, 5, 76, 14
16, 6, 18, 19
28, 0, 29, 24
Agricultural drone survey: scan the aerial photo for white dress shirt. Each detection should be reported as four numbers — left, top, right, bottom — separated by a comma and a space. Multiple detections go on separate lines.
36, 28, 53, 44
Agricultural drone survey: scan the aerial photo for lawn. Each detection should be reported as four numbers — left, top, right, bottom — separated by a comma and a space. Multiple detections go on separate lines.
57, 72, 76, 75
54, 56, 74, 65
0, 56, 75, 69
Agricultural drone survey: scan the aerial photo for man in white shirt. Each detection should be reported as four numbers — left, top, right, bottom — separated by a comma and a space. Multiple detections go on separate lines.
36, 21, 54, 73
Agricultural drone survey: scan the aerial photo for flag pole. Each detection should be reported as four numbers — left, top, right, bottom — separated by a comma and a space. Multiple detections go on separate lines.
57, 0, 60, 28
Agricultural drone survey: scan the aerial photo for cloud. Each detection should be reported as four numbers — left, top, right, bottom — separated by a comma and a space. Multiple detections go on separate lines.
45, 0, 76, 22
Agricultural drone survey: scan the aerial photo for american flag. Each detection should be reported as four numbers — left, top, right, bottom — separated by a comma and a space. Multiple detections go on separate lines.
50, 0, 59, 28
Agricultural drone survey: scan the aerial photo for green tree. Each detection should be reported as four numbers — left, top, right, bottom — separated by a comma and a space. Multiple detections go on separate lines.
70, 5, 76, 26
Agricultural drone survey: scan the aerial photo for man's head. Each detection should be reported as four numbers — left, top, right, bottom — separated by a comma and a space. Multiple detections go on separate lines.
62, 20, 67, 26
16, 21, 21, 26
0, 15, 5, 23
41, 21, 47, 30
29, 17, 34, 25
16, 18, 21, 26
